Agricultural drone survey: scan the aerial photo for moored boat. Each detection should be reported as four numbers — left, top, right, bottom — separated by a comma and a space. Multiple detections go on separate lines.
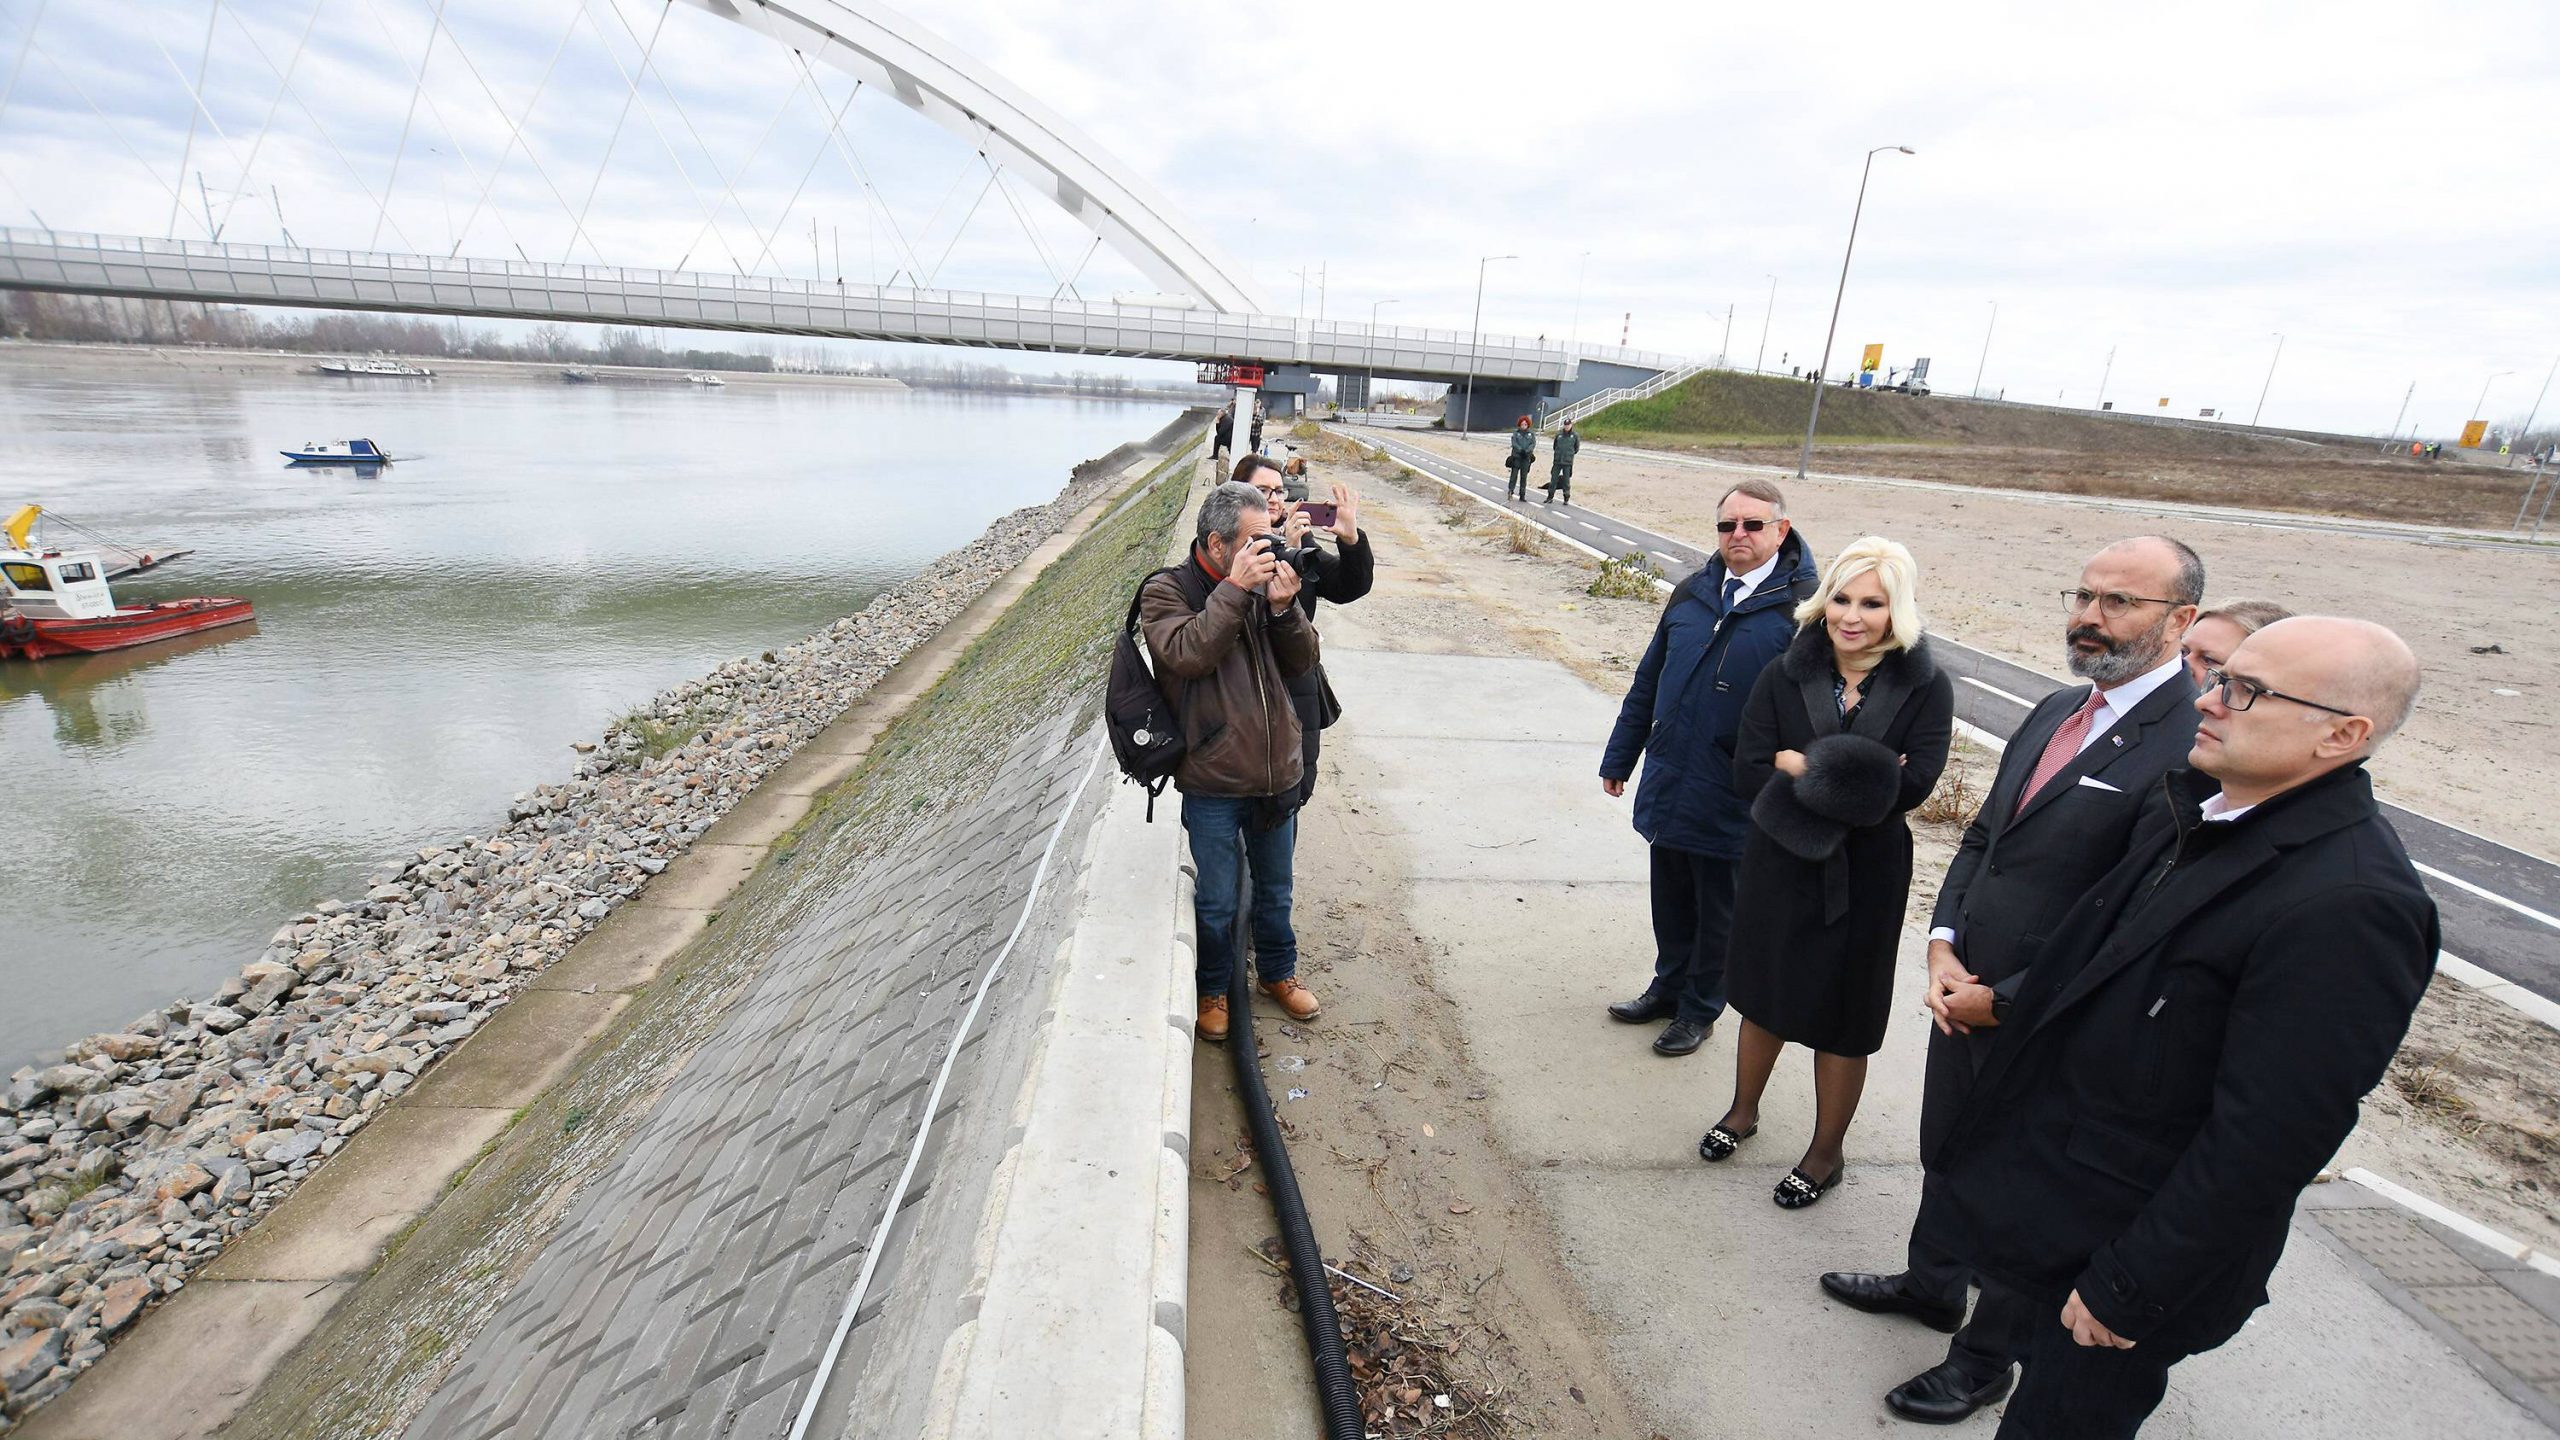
685, 372, 727, 387
281, 438, 393, 465
316, 357, 435, 379
1, 506, 254, 661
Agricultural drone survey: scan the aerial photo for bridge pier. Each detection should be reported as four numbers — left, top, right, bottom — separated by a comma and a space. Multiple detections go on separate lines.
1445, 381, 1553, 432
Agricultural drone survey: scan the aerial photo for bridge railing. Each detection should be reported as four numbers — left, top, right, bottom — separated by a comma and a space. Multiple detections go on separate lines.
0, 227, 1653, 384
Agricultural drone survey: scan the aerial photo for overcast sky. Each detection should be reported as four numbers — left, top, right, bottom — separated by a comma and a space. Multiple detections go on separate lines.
2, 0, 2553, 435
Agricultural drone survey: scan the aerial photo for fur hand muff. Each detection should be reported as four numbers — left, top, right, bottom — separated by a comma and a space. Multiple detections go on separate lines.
1794, 733, 1904, 827
1752, 775, 1850, 861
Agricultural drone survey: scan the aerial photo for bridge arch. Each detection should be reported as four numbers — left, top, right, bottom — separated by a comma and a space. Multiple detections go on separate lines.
680, 0, 1265, 314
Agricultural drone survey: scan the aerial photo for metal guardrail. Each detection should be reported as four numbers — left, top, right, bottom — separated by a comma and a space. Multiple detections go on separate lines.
1542, 360, 1710, 430
0, 227, 1692, 388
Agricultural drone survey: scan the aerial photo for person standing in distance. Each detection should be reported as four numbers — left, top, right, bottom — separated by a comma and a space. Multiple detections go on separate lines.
1505, 415, 1537, 501
1819, 536, 2206, 1424
1542, 419, 1581, 505
1926, 618, 2435, 1437
1599, 479, 1817, 1056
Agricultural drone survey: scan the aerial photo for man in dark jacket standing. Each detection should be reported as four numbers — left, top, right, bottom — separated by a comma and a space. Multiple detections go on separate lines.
1505, 416, 1537, 501
1235, 455, 1374, 809
1600, 478, 1816, 1056
1141, 481, 1325, 1044
1925, 616, 2435, 1438
1542, 419, 1581, 505
1820, 536, 2206, 1423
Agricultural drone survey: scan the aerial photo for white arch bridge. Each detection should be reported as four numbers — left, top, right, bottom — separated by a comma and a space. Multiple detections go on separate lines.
0, 0, 1687, 402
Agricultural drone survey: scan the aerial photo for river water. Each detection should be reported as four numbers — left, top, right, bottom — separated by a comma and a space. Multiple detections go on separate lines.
0, 358, 1175, 1068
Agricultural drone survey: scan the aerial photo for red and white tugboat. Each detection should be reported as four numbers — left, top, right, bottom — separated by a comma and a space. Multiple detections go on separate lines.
0, 506, 254, 661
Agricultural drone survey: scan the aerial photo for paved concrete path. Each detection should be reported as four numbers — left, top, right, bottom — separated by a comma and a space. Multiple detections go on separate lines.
1312, 604, 2560, 1438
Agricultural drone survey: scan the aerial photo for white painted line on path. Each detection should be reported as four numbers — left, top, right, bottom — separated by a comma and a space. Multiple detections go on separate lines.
2341, 1166, 2560, 1279
2414, 863, 2560, 933
2434, 952, 2560, 1033
1960, 674, 2037, 707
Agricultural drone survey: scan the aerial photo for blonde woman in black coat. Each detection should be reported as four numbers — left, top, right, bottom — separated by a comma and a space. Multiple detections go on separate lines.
1696, 537, 1955, 1209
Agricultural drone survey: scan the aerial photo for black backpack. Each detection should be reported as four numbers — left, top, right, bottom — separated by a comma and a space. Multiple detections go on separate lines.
1106, 567, 1189, 819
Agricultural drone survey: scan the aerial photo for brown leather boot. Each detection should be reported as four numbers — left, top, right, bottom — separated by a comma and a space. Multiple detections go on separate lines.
1196, 995, 1230, 1043
1259, 978, 1321, 1021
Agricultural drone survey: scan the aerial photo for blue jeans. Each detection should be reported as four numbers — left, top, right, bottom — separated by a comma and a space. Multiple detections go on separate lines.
1182, 793, 1299, 998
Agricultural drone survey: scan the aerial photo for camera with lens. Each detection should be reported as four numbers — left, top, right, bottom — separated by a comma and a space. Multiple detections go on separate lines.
1255, 532, 1317, 577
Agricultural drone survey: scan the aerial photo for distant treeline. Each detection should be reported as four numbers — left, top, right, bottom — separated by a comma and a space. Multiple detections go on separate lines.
0, 292, 1203, 396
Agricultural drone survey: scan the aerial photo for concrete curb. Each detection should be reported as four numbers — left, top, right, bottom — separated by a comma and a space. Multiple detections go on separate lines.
917, 448, 1215, 1440
921, 779, 1197, 1440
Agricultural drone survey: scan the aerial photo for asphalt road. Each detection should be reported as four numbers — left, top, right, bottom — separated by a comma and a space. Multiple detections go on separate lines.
1345, 425, 2560, 1012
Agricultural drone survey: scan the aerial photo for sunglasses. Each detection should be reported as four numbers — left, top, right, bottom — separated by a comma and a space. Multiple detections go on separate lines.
1716, 519, 1775, 534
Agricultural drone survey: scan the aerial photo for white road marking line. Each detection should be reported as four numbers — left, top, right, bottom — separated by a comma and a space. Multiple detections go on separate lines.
2414, 863, 2560, 932
2343, 1164, 2560, 1276
1960, 675, 2036, 707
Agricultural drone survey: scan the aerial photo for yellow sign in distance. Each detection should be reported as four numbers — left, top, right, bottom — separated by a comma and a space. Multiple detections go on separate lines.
2460, 420, 2489, 448
1861, 344, 1883, 373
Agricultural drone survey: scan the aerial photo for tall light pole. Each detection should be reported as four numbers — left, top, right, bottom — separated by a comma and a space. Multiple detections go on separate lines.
1972, 300, 1998, 398
2250, 333, 2285, 428
1756, 274, 1776, 372
1721, 303, 1735, 368
2096, 345, 2116, 411
1568, 251, 1590, 352
1462, 253, 1516, 436
2472, 370, 2515, 431
2515, 352, 2558, 464
1366, 298, 1398, 420
1797, 145, 1914, 479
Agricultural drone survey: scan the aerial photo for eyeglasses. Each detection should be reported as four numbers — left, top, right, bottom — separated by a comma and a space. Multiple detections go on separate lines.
1716, 519, 1775, 534
2060, 588, 2181, 619
1253, 486, 1286, 500
2201, 667, 2357, 718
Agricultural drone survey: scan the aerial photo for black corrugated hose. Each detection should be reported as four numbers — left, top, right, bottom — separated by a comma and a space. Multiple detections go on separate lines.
1228, 862, 1366, 1440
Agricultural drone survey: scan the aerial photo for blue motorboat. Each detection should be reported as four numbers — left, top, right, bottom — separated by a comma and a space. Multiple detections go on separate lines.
281, 438, 393, 465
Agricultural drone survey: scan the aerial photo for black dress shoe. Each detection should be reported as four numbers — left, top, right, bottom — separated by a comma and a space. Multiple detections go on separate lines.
1819, 1271, 1965, 1333
1608, 990, 1676, 1024
1652, 1017, 1711, 1055
1885, 1360, 2014, 1425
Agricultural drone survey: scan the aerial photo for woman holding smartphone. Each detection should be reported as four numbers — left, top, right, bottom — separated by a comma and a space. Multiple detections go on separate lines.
1234, 454, 1372, 809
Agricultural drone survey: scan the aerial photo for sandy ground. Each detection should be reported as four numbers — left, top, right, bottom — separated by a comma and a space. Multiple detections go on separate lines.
1393, 430, 2560, 862
1181, 458, 2560, 1440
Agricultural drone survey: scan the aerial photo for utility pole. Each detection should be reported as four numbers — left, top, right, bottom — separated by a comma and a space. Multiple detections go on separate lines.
1721, 304, 1735, 368
2096, 346, 2115, 411
2386, 380, 2415, 448
1799, 145, 1915, 479
2250, 333, 2284, 428
2515, 351, 2558, 465
1973, 299, 1997, 398
811, 217, 821, 283
1461, 254, 1515, 435
1756, 274, 1776, 372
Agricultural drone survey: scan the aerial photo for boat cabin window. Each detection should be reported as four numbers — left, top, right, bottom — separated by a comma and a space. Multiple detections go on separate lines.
3, 562, 51, 590
55, 561, 96, 583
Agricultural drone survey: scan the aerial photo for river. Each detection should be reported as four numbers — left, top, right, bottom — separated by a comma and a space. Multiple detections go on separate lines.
0, 353, 1177, 1068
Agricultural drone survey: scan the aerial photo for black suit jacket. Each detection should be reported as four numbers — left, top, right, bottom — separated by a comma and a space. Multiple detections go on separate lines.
1927, 764, 2437, 1351
1918, 666, 2198, 1159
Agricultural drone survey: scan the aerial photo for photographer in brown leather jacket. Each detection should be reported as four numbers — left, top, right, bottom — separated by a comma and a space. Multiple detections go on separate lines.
1140, 481, 1322, 1042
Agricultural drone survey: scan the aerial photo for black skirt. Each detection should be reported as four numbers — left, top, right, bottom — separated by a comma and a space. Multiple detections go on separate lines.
1722, 819, 1914, 1056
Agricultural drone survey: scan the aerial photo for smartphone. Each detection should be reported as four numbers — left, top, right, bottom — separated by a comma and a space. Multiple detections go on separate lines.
1297, 501, 1338, 527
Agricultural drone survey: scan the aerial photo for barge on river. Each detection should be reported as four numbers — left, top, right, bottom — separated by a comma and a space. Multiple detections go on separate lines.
1, 506, 254, 661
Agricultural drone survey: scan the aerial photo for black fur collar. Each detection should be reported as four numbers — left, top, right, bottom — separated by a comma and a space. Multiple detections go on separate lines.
1778, 621, 1938, 686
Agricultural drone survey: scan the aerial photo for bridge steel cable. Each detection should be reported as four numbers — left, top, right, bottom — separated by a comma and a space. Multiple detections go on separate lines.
588, 0, 780, 275
368, 0, 450, 252
0, 0, 49, 135
438, 0, 585, 258
162, 0, 220, 240
353, 0, 548, 268
574, 0, 752, 274
216, 3, 425, 255
562, 0, 672, 264
789, 46, 930, 288
742, 72, 864, 280
208, 0, 324, 243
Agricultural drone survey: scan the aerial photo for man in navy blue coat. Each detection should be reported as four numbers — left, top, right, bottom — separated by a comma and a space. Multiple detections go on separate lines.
1600, 478, 1818, 1056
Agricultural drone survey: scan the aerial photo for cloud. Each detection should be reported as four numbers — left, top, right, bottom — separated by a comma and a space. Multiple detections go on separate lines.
3, 0, 2556, 433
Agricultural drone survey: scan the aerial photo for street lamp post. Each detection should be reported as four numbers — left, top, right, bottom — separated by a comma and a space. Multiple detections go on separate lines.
2515, 352, 2558, 465
1462, 253, 1516, 436
1972, 300, 1998, 399
1366, 298, 1398, 421
2250, 333, 2285, 428
2472, 370, 2516, 437
1797, 146, 1913, 479
1756, 274, 1776, 373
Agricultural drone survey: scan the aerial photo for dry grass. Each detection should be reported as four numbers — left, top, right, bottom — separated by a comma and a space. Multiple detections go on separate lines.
1913, 741, 1989, 829
1586, 551, 1666, 600
1471, 520, 1544, 555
